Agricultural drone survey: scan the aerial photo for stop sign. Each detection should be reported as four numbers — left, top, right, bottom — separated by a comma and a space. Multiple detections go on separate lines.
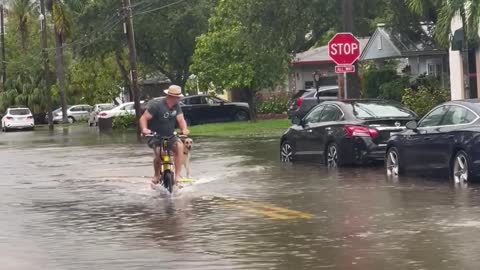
328, 33, 360, 65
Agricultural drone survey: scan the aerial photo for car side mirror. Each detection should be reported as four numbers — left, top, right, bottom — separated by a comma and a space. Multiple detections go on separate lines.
292, 116, 302, 125
406, 120, 418, 131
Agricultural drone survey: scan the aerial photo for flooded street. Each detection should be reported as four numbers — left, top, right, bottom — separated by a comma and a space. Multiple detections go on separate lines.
3, 126, 480, 269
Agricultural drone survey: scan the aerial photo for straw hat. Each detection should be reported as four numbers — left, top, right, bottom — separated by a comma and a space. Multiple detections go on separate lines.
164, 85, 184, 97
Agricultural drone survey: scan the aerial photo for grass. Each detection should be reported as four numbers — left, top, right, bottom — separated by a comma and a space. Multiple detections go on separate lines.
189, 119, 291, 137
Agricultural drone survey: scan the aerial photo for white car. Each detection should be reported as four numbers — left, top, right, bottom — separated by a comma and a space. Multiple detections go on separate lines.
88, 103, 116, 126
1, 107, 35, 132
52, 104, 92, 123
97, 101, 144, 119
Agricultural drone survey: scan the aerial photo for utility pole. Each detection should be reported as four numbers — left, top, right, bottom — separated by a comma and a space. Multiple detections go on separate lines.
40, 0, 53, 130
342, 0, 361, 98
1, 2, 6, 89
121, 0, 141, 140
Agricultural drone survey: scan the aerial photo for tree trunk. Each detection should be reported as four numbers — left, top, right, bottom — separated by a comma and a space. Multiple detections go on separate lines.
245, 87, 257, 122
54, 29, 68, 123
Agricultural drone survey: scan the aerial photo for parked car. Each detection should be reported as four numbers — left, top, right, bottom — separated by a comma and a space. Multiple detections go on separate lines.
159, 95, 250, 125
51, 105, 93, 123
287, 86, 338, 120
97, 101, 145, 119
386, 99, 480, 183
1, 107, 35, 131
88, 103, 116, 126
280, 99, 417, 166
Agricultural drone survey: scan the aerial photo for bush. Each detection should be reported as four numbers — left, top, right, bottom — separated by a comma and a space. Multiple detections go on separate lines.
112, 113, 136, 129
378, 77, 410, 102
256, 91, 290, 114
402, 86, 450, 117
362, 68, 399, 98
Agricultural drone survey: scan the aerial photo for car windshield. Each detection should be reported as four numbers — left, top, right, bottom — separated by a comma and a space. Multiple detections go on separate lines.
352, 101, 415, 119
10, 109, 30, 115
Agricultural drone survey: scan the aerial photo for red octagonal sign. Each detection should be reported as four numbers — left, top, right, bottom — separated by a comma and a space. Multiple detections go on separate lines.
328, 33, 360, 65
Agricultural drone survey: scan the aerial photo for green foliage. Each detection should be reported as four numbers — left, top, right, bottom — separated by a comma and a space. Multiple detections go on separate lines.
68, 54, 122, 105
402, 86, 450, 117
362, 68, 399, 98
378, 77, 410, 101
112, 113, 136, 129
256, 91, 289, 114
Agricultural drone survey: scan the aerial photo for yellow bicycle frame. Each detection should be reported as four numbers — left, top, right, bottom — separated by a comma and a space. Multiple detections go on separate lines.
160, 139, 173, 172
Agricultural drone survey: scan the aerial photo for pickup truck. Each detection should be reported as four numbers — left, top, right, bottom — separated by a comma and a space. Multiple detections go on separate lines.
287, 86, 338, 120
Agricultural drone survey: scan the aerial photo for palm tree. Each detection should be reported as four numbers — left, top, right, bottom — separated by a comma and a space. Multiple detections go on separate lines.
406, 0, 479, 47
47, 0, 85, 123
7, 0, 37, 51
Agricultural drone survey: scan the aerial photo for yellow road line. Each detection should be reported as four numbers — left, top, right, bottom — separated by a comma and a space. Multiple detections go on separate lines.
215, 195, 313, 220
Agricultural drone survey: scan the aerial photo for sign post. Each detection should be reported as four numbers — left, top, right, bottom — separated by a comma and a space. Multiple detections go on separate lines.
328, 33, 361, 99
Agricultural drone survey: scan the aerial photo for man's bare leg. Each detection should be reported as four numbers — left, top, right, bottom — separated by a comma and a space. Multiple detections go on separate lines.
152, 147, 162, 184
173, 141, 184, 185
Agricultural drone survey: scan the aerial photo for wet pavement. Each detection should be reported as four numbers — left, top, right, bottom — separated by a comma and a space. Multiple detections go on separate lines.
2, 126, 480, 269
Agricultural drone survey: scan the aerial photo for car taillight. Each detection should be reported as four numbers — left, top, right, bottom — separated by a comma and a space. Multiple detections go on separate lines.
99, 112, 107, 117
27, 116, 33, 119
6, 116, 13, 120
295, 97, 304, 109
344, 125, 378, 138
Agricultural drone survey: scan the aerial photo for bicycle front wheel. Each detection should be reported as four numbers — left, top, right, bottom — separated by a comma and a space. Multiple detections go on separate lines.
163, 170, 174, 193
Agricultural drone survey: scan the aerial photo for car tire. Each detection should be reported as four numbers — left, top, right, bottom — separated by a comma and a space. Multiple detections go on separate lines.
452, 150, 472, 183
68, 117, 75, 124
88, 121, 93, 127
325, 142, 343, 168
280, 141, 295, 163
234, 110, 250, 121
386, 147, 403, 177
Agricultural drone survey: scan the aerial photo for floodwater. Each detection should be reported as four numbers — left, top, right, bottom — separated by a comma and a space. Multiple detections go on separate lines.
2, 126, 480, 269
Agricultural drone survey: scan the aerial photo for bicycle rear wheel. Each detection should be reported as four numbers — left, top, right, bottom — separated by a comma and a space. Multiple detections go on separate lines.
163, 170, 174, 193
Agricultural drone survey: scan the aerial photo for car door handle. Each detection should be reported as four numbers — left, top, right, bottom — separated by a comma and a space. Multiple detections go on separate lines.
306, 129, 313, 133
325, 127, 332, 130
424, 137, 432, 141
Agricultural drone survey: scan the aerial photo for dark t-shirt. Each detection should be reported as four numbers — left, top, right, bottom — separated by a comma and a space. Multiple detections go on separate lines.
146, 98, 183, 136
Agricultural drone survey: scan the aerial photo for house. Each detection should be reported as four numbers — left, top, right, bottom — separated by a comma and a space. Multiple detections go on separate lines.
289, 37, 370, 92
359, 23, 449, 87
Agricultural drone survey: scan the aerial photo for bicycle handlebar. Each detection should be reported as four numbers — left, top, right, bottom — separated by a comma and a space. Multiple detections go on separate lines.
145, 132, 188, 139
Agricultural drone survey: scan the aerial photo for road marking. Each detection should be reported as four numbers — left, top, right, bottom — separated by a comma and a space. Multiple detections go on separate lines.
213, 195, 313, 220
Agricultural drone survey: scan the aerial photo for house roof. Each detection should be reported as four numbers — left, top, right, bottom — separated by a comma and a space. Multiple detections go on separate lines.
360, 24, 447, 60
292, 37, 370, 66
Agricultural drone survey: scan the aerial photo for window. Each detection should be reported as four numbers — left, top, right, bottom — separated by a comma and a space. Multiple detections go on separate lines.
304, 105, 325, 124
440, 106, 477, 126
305, 81, 314, 89
206, 97, 220, 105
319, 105, 342, 122
187, 97, 203, 105
352, 102, 416, 119
9, 109, 31, 115
70, 106, 83, 112
124, 104, 134, 111
418, 106, 448, 127
315, 89, 338, 97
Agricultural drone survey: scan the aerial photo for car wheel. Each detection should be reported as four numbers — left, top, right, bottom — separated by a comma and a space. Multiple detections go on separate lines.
452, 150, 472, 183
234, 110, 249, 121
326, 142, 342, 168
88, 120, 93, 127
280, 141, 295, 163
386, 147, 403, 177
68, 117, 75, 124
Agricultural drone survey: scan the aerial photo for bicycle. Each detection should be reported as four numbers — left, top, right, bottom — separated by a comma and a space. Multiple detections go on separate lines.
145, 132, 187, 193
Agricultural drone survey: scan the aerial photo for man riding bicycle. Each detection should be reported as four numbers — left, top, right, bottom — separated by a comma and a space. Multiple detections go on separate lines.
139, 85, 189, 186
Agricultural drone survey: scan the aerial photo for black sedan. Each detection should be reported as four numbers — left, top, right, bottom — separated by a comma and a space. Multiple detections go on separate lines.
386, 100, 480, 183
180, 95, 250, 125
280, 99, 417, 166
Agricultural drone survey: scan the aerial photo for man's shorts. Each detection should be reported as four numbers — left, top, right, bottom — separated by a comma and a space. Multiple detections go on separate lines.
147, 135, 181, 152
